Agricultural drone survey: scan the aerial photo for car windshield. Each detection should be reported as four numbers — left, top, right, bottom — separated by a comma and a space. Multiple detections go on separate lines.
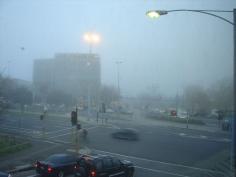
0, 1, 235, 177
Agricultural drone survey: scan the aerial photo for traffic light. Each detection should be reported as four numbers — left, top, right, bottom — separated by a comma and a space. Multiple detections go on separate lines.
71, 111, 77, 126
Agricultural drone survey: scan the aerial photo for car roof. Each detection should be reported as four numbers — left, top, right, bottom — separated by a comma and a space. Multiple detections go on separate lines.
0, 172, 8, 176
80, 154, 113, 160
50, 153, 73, 158
118, 128, 138, 133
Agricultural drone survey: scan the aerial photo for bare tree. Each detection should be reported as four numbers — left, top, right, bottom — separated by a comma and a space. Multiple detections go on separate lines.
100, 85, 119, 106
183, 85, 210, 116
208, 78, 233, 111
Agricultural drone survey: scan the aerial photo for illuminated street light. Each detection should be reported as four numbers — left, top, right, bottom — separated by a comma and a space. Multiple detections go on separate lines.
146, 8, 236, 170
146, 10, 168, 19
83, 32, 101, 53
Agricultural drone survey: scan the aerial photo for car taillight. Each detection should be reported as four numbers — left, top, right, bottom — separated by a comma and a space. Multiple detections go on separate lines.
48, 166, 53, 173
90, 170, 96, 177
74, 164, 79, 169
34, 161, 39, 168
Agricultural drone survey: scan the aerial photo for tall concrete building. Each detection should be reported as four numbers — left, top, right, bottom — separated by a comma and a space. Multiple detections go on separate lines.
33, 53, 101, 105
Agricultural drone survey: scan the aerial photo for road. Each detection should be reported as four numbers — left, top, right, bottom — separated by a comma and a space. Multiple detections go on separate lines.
0, 111, 231, 177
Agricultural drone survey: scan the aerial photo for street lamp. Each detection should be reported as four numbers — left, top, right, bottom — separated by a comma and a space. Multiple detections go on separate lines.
83, 32, 101, 54
115, 60, 123, 97
146, 8, 236, 171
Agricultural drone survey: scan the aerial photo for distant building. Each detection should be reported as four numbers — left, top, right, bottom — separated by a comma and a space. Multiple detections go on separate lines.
33, 53, 101, 105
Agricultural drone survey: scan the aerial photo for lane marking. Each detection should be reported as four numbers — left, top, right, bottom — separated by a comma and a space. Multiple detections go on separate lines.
48, 125, 98, 139
179, 133, 186, 136
47, 127, 73, 134
200, 135, 207, 139
135, 165, 190, 177
48, 132, 72, 139
0, 125, 37, 132
92, 149, 225, 175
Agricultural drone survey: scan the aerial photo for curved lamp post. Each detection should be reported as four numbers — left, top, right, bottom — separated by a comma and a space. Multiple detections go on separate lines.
146, 8, 236, 171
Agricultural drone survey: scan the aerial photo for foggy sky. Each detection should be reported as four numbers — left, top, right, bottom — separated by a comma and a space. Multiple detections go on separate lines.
0, 0, 235, 97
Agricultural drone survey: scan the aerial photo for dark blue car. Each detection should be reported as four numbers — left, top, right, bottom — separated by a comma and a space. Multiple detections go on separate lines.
35, 154, 79, 177
0, 172, 11, 177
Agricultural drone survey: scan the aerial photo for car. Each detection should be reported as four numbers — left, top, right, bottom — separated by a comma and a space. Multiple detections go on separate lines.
178, 111, 188, 119
0, 172, 11, 177
74, 154, 134, 177
34, 153, 79, 177
222, 117, 233, 131
111, 128, 139, 140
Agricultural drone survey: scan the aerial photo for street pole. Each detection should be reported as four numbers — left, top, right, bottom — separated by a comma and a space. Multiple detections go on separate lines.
87, 85, 90, 119
89, 43, 92, 54
232, 8, 236, 171
116, 61, 122, 118
116, 62, 121, 96
186, 111, 189, 129
146, 7, 236, 173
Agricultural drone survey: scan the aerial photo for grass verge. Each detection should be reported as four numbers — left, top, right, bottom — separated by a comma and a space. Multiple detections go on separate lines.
0, 135, 31, 156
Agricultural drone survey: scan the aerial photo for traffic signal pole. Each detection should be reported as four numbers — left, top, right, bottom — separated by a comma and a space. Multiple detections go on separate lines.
232, 8, 236, 171
75, 105, 79, 154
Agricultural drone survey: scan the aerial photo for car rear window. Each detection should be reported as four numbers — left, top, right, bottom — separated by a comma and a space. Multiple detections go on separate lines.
103, 158, 113, 169
112, 158, 121, 168
46, 155, 76, 164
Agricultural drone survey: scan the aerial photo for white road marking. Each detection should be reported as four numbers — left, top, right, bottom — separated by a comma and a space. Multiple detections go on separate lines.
48, 131, 72, 139
0, 125, 35, 132
135, 165, 190, 177
66, 148, 225, 176
53, 139, 70, 144
86, 126, 99, 130
48, 126, 98, 139
42, 140, 60, 145
47, 127, 73, 134
179, 133, 186, 136
200, 135, 207, 139
92, 149, 225, 175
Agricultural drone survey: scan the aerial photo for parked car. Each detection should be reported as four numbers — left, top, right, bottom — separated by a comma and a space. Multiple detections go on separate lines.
34, 154, 79, 177
0, 172, 11, 177
74, 154, 134, 177
111, 128, 139, 141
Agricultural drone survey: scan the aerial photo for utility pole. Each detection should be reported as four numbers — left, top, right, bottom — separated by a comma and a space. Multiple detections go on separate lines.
115, 61, 123, 118
115, 61, 123, 98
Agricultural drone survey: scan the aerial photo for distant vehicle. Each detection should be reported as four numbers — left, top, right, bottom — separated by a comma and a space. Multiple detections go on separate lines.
34, 154, 79, 177
106, 108, 114, 113
74, 154, 135, 177
79, 128, 88, 139
222, 117, 233, 131
0, 172, 11, 177
178, 112, 188, 119
111, 128, 139, 140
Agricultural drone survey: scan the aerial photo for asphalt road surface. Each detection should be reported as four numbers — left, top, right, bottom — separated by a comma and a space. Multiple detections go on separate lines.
0, 111, 231, 177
